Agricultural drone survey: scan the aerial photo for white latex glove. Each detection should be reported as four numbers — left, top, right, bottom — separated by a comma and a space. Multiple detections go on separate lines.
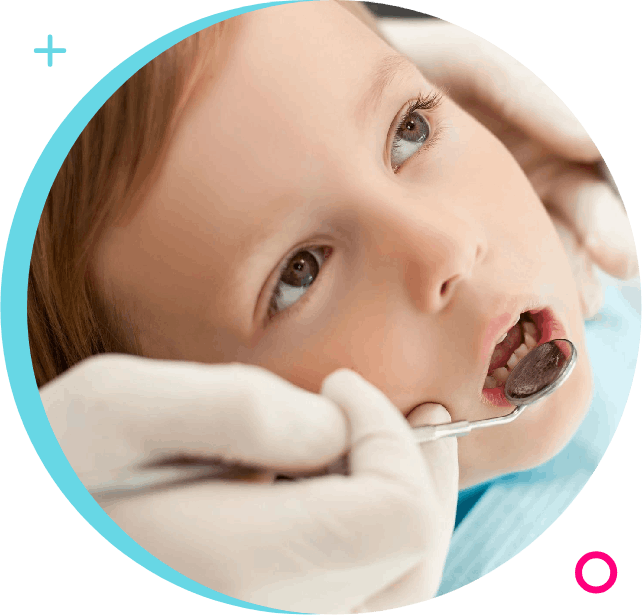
40, 356, 458, 613
40, 354, 348, 495
378, 18, 638, 318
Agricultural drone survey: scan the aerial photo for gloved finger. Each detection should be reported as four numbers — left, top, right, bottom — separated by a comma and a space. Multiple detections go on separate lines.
256, 369, 443, 611
356, 557, 441, 613
378, 20, 600, 162
320, 369, 430, 489
577, 264, 605, 320
545, 167, 638, 279
357, 405, 458, 612
552, 214, 605, 319
42, 356, 349, 490
406, 403, 459, 515
262, 405, 458, 486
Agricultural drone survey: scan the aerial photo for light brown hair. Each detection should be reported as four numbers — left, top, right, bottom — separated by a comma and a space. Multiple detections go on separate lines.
27, 2, 380, 388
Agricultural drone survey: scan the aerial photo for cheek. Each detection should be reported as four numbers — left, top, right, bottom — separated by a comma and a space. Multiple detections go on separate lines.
246, 298, 436, 406
533, 308, 594, 458
250, 344, 342, 393
518, 346, 593, 464
331, 309, 420, 389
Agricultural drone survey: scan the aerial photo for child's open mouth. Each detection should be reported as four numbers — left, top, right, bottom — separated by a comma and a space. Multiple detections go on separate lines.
482, 308, 565, 407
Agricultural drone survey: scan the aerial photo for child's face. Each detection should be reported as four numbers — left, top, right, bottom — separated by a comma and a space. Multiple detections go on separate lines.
93, 2, 592, 488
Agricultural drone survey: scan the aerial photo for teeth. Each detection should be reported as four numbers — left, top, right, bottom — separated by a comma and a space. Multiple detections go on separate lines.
484, 375, 498, 388
485, 316, 541, 390
506, 352, 520, 369
496, 315, 531, 346
523, 321, 537, 337
514, 343, 529, 359
492, 367, 509, 385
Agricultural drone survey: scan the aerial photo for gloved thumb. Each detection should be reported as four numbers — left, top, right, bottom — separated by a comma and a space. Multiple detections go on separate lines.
406, 402, 451, 430
406, 403, 459, 516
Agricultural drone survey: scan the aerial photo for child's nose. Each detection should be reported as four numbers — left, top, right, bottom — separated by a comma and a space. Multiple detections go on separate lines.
362, 198, 487, 314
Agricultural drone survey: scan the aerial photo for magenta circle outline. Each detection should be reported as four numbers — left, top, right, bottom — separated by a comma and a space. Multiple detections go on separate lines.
575, 551, 617, 593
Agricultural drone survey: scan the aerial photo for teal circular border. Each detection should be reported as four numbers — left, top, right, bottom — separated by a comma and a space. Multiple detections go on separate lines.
1, 2, 308, 612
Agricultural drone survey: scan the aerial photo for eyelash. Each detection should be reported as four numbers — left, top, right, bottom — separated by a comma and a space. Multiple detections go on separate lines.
263, 91, 445, 325
391, 91, 444, 172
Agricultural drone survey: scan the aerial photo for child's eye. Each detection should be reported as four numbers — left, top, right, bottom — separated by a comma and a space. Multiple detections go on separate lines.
268, 246, 332, 318
389, 92, 443, 172
391, 111, 431, 169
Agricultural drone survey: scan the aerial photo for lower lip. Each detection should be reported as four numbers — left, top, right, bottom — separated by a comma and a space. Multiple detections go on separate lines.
481, 307, 566, 407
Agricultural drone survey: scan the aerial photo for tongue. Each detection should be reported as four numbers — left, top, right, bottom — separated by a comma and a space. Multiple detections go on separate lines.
488, 321, 523, 373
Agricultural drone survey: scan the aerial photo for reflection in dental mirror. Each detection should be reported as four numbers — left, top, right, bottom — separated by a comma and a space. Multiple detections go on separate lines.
504, 339, 576, 404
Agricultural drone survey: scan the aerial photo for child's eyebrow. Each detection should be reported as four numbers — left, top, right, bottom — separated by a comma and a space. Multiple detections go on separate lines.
356, 53, 421, 126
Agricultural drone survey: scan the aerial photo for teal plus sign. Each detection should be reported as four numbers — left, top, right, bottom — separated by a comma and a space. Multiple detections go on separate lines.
34, 35, 66, 67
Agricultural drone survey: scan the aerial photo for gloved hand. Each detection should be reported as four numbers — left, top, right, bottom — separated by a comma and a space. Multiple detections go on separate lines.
40, 354, 348, 495
378, 18, 638, 318
40, 356, 458, 613
353, 399, 458, 613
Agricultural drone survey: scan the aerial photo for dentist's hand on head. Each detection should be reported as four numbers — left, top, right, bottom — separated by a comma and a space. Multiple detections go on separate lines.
378, 18, 638, 318
40, 355, 458, 613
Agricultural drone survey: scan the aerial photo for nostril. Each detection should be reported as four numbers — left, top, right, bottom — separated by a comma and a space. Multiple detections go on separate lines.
440, 280, 450, 296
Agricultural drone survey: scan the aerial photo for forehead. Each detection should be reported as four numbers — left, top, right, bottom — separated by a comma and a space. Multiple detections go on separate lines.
154, 2, 400, 238
234, 1, 388, 89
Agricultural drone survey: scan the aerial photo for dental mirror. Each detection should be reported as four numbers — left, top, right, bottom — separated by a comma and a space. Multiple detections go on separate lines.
413, 339, 577, 443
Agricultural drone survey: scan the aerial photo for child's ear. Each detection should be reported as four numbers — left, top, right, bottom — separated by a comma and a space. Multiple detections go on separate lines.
549, 212, 604, 319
